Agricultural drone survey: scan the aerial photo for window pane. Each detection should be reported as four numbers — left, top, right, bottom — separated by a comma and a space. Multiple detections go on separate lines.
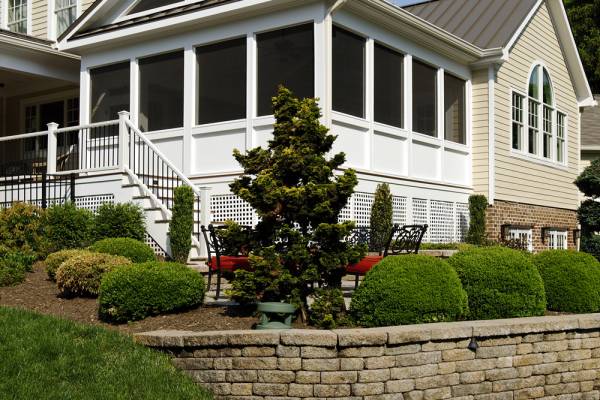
528, 100, 539, 155
543, 68, 553, 106
543, 106, 552, 158
412, 60, 437, 136
374, 43, 403, 127
129, 0, 180, 14
90, 62, 130, 123
444, 73, 465, 144
332, 26, 365, 118
257, 24, 314, 117
139, 51, 184, 132
197, 38, 246, 125
528, 65, 539, 99
512, 93, 524, 151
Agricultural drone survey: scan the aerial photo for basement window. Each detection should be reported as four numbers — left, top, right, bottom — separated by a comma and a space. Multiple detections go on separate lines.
545, 229, 567, 250
197, 38, 246, 125
139, 51, 184, 132
257, 23, 314, 117
503, 225, 533, 252
90, 62, 130, 123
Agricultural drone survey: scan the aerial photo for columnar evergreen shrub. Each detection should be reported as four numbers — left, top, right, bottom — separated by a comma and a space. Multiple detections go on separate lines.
45, 203, 94, 252
229, 87, 365, 314
89, 238, 155, 263
98, 262, 205, 323
0, 203, 46, 254
534, 250, 600, 313
466, 194, 488, 245
94, 203, 145, 242
370, 183, 393, 253
55, 252, 131, 297
168, 186, 194, 263
575, 159, 600, 258
45, 249, 93, 281
448, 247, 546, 320
350, 255, 468, 327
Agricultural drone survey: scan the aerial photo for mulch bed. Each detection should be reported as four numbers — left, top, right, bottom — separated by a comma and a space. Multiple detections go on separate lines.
0, 263, 272, 335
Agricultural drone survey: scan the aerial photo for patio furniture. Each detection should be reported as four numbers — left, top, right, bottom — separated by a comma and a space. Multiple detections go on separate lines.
201, 224, 252, 299
346, 224, 428, 288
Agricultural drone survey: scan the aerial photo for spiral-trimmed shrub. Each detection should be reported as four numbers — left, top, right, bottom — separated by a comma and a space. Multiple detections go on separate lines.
448, 247, 546, 320
534, 250, 600, 313
350, 255, 468, 327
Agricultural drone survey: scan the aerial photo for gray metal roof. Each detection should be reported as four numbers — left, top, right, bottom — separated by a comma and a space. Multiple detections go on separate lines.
582, 95, 600, 147
403, 0, 538, 49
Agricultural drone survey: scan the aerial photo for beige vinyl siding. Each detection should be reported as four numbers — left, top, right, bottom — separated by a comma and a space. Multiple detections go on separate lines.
31, 0, 48, 39
494, 1, 580, 210
471, 68, 489, 196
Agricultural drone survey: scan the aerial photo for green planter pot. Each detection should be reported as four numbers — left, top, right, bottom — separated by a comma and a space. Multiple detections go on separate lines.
255, 302, 297, 330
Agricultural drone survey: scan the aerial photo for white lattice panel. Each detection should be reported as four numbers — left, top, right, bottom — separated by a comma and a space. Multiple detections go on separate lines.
338, 201, 352, 223
392, 195, 407, 226
353, 192, 375, 227
455, 202, 469, 243
412, 198, 429, 241
430, 200, 454, 243
210, 194, 255, 226
75, 195, 115, 213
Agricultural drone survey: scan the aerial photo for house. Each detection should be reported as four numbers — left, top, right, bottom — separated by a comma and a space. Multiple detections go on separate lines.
0, 0, 595, 257
581, 94, 600, 174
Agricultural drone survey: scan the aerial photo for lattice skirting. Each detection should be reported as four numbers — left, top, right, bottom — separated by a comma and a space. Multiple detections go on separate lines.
209, 192, 469, 243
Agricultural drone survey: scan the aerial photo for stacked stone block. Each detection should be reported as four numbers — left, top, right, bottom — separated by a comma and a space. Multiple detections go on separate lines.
135, 314, 600, 399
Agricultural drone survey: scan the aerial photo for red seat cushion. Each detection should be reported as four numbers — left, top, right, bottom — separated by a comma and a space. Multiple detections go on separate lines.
208, 256, 251, 271
346, 255, 384, 275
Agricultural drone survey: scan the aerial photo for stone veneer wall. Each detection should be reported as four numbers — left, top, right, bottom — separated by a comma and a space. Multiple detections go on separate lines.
135, 314, 600, 400
485, 200, 578, 252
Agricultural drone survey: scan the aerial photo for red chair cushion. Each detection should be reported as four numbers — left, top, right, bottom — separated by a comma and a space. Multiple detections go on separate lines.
208, 256, 251, 271
346, 255, 384, 275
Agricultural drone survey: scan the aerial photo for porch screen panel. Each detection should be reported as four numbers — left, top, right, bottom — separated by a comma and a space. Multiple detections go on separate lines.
257, 23, 314, 117
374, 43, 403, 128
332, 26, 365, 118
90, 62, 130, 123
139, 51, 184, 132
412, 60, 437, 137
444, 73, 466, 144
197, 38, 246, 124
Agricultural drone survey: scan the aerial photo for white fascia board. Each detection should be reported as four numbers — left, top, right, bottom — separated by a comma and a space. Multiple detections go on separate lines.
58, 0, 297, 52
0, 43, 80, 82
0, 32, 79, 60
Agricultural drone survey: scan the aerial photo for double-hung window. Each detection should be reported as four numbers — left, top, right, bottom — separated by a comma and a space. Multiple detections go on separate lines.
8, 0, 27, 34
55, 0, 77, 37
513, 64, 565, 164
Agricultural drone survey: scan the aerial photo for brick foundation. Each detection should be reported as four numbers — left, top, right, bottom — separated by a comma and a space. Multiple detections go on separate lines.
485, 200, 578, 252
135, 314, 600, 400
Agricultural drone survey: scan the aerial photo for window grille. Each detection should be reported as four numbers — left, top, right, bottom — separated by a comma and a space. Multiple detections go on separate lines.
8, 0, 27, 33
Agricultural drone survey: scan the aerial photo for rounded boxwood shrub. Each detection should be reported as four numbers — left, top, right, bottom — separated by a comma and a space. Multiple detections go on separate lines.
45, 249, 93, 281
448, 247, 546, 320
93, 202, 145, 242
89, 238, 155, 263
56, 252, 131, 297
98, 262, 205, 323
45, 203, 94, 252
350, 255, 468, 327
533, 250, 600, 313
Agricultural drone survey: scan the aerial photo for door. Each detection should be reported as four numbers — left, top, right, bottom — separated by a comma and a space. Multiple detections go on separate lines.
24, 101, 65, 159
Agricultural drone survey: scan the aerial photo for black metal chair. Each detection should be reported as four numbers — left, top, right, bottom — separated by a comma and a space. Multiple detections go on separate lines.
201, 224, 252, 299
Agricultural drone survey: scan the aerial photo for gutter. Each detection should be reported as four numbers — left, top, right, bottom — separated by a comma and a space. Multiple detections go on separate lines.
0, 32, 80, 60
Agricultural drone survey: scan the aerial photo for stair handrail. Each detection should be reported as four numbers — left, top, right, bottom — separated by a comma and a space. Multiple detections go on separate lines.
123, 118, 204, 199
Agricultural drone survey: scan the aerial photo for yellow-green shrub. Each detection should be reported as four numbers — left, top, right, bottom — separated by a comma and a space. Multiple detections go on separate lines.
45, 249, 93, 281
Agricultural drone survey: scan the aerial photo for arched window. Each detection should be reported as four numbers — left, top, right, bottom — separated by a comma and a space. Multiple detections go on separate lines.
512, 64, 566, 163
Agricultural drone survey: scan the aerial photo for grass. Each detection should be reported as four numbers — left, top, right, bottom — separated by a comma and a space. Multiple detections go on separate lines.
0, 307, 213, 400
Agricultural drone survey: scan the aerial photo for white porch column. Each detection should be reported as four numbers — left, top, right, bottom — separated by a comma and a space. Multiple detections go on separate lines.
199, 185, 212, 258
46, 122, 58, 174
118, 111, 130, 170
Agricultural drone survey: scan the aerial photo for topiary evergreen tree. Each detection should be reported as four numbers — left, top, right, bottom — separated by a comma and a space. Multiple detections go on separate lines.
466, 194, 488, 245
370, 183, 393, 254
229, 87, 365, 315
169, 186, 194, 263
575, 159, 600, 259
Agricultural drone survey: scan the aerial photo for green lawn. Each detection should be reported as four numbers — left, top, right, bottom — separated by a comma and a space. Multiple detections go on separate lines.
0, 307, 212, 400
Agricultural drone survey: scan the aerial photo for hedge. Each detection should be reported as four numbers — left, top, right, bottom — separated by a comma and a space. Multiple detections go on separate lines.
98, 262, 205, 323
534, 250, 600, 313
89, 238, 155, 263
448, 247, 546, 320
55, 252, 131, 297
350, 255, 468, 327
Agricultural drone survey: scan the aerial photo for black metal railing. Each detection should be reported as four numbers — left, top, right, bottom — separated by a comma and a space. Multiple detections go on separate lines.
0, 172, 76, 209
127, 123, 202, 242
56, 123, 119, 172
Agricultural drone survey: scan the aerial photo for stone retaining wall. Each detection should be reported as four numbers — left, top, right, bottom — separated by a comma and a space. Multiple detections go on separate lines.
135, 314, 600, 400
